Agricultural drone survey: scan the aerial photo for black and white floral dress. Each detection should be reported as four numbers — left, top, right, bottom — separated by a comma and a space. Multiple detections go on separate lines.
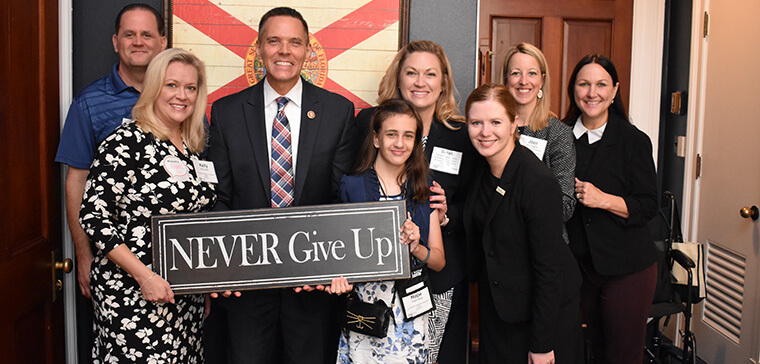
80, 120, 216, 363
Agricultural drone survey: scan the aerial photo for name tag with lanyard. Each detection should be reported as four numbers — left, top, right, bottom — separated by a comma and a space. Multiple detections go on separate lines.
396, 261, 435, 320
380, 178, 435, 320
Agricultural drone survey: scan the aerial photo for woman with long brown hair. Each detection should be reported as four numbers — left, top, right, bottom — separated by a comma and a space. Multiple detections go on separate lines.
327, 99, 444, 363
356, 40, 476, 363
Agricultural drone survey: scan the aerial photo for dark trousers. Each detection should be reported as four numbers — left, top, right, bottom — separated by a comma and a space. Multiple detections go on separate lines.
579, 262, 657, 364
437, 280, 469, 364
203, 288, 339, 364
478, 279, 583, 364
75, 269, 94, 363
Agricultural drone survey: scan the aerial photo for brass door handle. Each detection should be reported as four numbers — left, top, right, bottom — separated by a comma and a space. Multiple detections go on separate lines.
55, 258, 73, 273
51, 253, 73, 302
740, 206, 758, 221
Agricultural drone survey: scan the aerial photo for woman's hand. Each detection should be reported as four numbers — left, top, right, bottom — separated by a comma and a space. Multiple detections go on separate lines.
575, 178, 630, 218
294, 284, 324, 293
140, 274, 175, 304
528, 350, 555, 364
323, 277, 354, 295
574, 177, 605, 208
429, 181, 449, 226
400, 212, 421, 253
205, 295, 211, 319
209, 290, 242, 298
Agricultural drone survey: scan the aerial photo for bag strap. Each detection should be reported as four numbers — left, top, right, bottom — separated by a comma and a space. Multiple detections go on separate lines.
347, 286, 396, 306
665, 192, 684, 243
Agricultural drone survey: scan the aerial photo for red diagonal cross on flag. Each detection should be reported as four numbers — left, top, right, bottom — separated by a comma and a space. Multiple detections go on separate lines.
173, 0, 401, 116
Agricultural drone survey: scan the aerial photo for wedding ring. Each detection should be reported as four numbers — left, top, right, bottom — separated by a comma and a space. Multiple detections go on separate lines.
577, 192, 582, 199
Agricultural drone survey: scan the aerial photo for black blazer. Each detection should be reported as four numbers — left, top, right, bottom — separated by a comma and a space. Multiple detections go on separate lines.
464, 145, 582, 353
356, 107, 478, 293
565, 113, 658, 276
207, 78, 358, 211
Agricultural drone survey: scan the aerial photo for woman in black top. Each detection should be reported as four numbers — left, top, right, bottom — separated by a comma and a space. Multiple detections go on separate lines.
355, 40, 476, 363
563, 54, 658, 364
464, 84, 582, 364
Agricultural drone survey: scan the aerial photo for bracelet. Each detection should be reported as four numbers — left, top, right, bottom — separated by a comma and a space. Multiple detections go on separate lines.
421, 245, 430, 264
440, 214, 450, 227
140, 272, 156, 290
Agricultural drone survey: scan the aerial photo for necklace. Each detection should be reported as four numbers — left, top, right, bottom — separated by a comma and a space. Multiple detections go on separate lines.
374, 165, 404, 198
376, 171, 390, 197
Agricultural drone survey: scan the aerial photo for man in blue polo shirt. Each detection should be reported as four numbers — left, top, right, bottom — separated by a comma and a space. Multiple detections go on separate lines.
57, 4, 165, 358
57, 3, 166, 300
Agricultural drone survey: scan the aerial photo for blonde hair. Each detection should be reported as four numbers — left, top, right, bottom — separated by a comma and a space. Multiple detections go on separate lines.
501, 42, 556, 132
132, 48, 208, 154
377, 40, 464, 130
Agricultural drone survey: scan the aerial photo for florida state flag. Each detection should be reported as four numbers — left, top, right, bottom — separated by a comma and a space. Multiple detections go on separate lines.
171, 0, 404, 115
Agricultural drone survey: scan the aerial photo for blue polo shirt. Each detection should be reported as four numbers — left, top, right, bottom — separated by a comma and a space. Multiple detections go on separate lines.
55, 63, 140, 169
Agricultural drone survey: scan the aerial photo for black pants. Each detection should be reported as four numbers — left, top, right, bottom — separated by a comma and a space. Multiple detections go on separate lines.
75, 269, 94, 363
437, 280, 469, 364
478, 280, 583, 364
203, 288, 339, 364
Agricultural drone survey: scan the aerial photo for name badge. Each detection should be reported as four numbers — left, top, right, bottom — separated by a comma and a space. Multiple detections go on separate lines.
429, 146, 462, 175
162, 155, 190, 181
519, 135, 548, 161
192, 160, 218, 183
397, 264, 435, 320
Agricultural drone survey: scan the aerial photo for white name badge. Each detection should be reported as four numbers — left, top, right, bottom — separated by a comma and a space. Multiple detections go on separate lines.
192, 160, 218, 183
400, 286, 434, 320
519, 135, 548, 161
429, 146, 462, 175
162, 155, 190, 181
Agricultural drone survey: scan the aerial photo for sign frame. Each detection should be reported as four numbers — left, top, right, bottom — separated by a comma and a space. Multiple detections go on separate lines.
151, 201, 410, 294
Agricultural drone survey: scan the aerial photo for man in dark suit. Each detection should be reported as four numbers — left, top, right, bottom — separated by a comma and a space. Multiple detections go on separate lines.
205, 7, 358, 364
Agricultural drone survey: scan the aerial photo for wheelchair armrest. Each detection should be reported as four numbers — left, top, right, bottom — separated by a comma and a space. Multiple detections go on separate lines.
670, 249, 696, 269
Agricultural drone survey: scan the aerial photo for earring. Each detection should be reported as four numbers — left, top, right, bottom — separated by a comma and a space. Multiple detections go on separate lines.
611, 99, 614, 104
537, 89, 543, 99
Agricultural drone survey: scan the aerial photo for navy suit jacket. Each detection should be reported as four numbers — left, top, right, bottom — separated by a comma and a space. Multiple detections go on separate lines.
207, 78, 358, 211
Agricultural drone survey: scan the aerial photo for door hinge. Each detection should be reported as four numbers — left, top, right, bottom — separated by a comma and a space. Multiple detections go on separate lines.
696, 153, 702, 179
703, 12, 709, 38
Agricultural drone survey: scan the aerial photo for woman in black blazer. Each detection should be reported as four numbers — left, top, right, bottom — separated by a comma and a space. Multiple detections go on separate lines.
464, 84, 583, 364
563, 54, 658, 364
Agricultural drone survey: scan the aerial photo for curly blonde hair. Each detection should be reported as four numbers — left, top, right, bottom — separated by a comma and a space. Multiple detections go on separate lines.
377, 40, 464, 130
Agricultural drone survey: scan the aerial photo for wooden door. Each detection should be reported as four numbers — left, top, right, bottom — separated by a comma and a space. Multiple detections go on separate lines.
0, 0, 65, 362
689, 1, 760, 362
478, 0, 633, 118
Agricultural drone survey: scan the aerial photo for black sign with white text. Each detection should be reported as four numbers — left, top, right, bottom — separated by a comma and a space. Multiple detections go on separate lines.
151, 201, 409, 294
